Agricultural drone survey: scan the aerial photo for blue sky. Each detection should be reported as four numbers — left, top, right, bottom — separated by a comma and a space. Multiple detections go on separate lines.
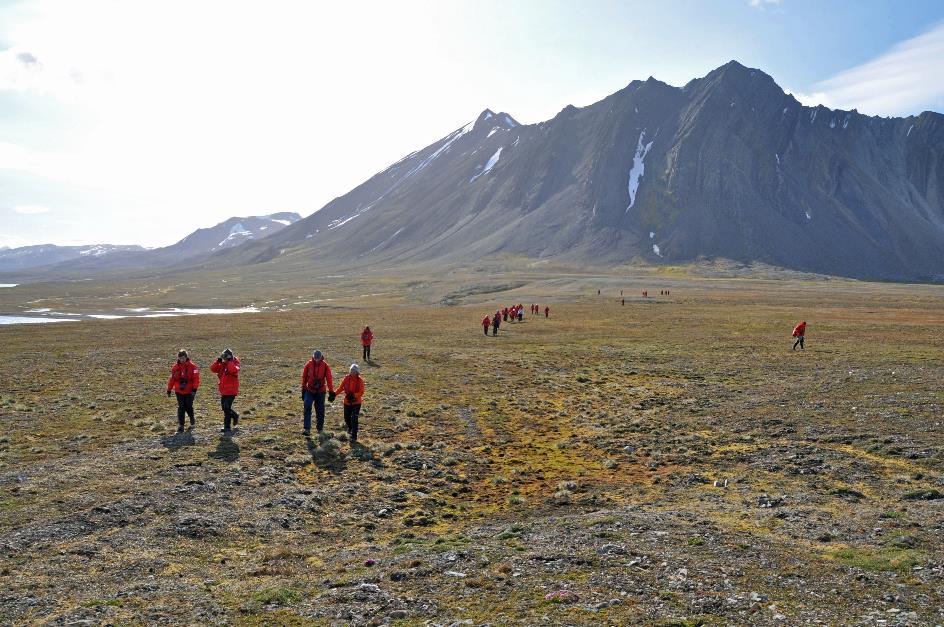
1, 0, 943, 248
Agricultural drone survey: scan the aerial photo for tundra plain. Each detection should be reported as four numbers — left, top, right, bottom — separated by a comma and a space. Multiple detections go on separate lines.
0, 271, 942, 625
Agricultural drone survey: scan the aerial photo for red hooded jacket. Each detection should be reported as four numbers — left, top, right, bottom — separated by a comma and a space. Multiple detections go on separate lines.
482, 316, 491, 328
335, 373, 365, 406
210, 356, 240, 396
792, 322, 807, 337
361, 328, 374, 346
167, 359, 200, 394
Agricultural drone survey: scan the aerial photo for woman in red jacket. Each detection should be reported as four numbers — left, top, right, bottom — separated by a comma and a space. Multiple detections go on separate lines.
166, 349, 200, 432
792, 321, 807, 351
209, 348, 240, 433
334, 364, 365, 443
361, 326, 374, 361
482, 314, 491, 336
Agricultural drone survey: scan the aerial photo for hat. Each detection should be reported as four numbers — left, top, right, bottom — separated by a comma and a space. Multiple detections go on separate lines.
222, 348, 233, 358
350, 363, 360, 374
313, 350, 323, 359
177, 349, 188, 358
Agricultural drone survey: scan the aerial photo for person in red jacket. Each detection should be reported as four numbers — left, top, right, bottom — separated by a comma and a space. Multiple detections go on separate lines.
209, 348, 240, 433
301, 349, 333, 436
502, 307, 509, 323
482, 314, 491, 336
792, 321, 807, 350
544, 305, 549, 318
361, 326, 374, 361
167, 349, 200, 432
333, 364, 365, 442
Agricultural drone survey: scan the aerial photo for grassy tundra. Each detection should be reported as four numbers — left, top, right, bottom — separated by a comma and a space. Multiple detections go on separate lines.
0, 273, 942, 625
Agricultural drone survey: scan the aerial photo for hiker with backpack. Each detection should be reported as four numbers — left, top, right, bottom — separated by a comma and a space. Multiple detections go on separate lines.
301, 349, 333, 436
792, 321, 807, 350
332, 364, 365, 443
361, 326, 374, 361
167, 349, 200, 433
209, 348, 240, 434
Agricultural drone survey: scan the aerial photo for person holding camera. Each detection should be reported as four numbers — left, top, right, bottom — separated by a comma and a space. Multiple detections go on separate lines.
332, 364, 365, 443
301, 349, 333, 436
166, 349, 200, 432
209, 348, 240, 433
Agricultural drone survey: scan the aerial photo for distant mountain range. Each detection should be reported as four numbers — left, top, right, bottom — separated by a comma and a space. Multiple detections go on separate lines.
6, 61, 944, 283
0, 212, 301, 276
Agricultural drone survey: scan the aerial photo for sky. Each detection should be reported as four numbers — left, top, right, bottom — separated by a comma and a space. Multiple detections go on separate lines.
1, 0, 943, 248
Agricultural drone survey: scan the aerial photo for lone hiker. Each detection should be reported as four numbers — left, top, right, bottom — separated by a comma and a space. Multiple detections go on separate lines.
544, 305, 549, 318
301, 349, 333, 436
210, 348, 240, 434
482, 314, 491, 336
333, 364, 365, 443
167, 349, 200, 432
361, 326, 374, 362
492, 311, 501, 336
792, 321, 807, 351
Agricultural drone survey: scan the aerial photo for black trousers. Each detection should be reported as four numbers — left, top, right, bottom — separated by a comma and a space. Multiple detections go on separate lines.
492, 324, 499, 336
176, 392, 195, 426
344, 404, 362, 440
793, 336, 805, 350
221, 395, 239, 430
363, 345, 371, 360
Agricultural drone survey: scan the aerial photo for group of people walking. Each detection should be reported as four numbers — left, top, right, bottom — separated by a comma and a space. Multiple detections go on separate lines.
167, 330, 373, 441
481, 304, 550, 336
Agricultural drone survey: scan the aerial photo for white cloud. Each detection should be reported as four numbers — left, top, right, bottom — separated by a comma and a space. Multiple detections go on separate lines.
793, 21, 944, 116
749, 0, 782, 8
13, 204, 51, 214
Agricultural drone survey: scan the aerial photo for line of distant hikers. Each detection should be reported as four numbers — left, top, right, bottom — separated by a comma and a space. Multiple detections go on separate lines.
166, 326, 374, 441
482, 304, 549, 336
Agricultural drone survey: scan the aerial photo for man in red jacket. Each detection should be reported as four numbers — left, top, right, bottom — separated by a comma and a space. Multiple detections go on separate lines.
167, 349, 200, 432
482, 315, 491, 336
792, 321, 807, 351
209, 348, 240, 433
301, 349, 333, 436
361, 326, 374, 362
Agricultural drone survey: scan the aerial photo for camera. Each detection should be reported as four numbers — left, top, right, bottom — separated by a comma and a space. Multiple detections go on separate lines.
179, 378, 188, 388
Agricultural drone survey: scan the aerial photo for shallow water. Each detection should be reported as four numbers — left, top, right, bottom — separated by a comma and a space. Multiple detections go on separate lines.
0, 315, 73, 325
0, 284, 18, 288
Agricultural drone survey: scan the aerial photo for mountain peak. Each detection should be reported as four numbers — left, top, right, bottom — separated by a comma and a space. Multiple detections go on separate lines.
474, 109, 519, 129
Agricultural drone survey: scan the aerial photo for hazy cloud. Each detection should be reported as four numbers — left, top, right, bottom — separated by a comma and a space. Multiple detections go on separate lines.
15, 50, 37, 66
793, 21, 944, 116
749, 0, 782, 8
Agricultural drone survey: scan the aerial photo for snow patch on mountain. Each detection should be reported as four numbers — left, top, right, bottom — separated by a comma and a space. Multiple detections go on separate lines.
216, 222, 253, 249
626, 130, 654, 211
470, 147, 503, 183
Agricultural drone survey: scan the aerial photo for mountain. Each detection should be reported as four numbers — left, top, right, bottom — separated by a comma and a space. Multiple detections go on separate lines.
0, 244, 146, 272
0, 212, 302, 278
221, 62, 944, 282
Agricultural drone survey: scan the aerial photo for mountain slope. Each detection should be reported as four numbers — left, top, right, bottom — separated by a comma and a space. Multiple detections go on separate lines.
224, 62, 944, 281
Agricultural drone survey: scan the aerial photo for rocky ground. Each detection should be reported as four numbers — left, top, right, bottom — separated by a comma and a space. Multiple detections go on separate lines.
0, 277, 942, 625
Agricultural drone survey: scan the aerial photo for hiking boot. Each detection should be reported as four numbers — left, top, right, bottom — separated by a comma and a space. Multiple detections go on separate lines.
177, 425, 184, 433
190, 418, 195, 427
232, 413, 239, 427
220, 428, 231, 434
302, 430, 310, 437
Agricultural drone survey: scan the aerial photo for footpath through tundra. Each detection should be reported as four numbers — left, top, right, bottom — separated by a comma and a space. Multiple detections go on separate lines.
0, 282, 942, 625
